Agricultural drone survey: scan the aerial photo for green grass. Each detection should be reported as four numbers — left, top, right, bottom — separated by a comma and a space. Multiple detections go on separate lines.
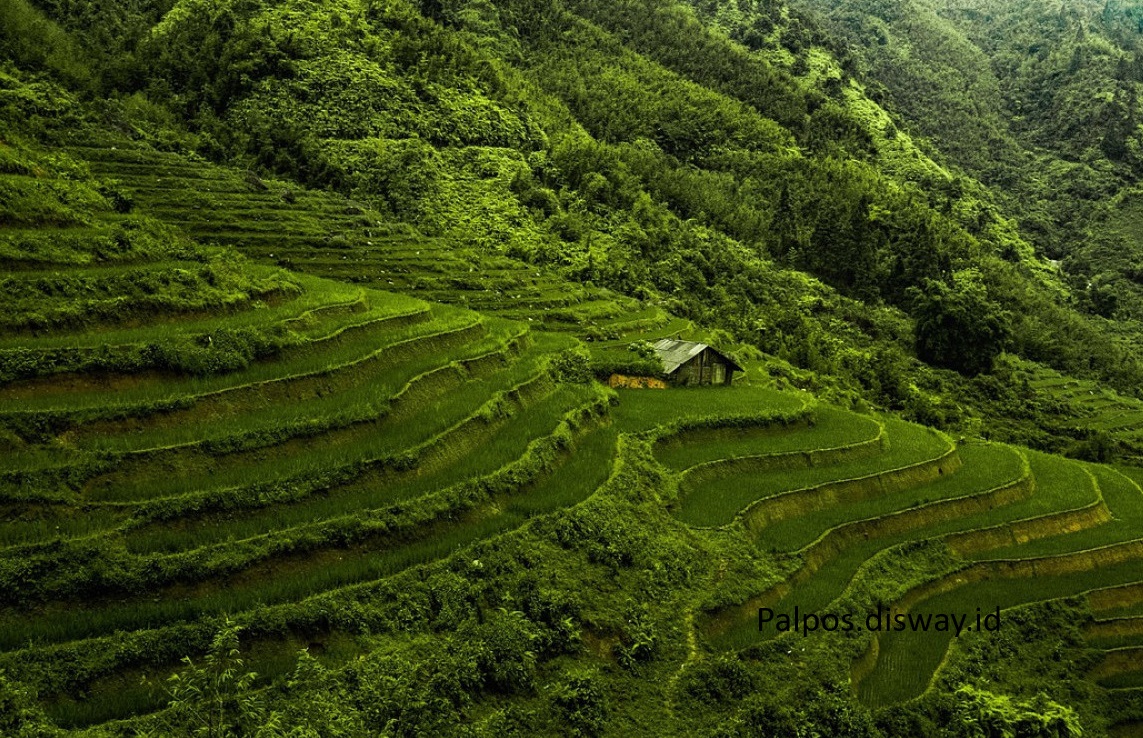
47, 677, 167, 729
763, 442, 1026, 552
74, 143, 657, 348
93, 336, 552, 506
1090, 411, 1143, 431
968, 465, 1143, 560
1093, 578, 1143, 618
0, 508, 125, 548
507, 423, 618, 516
0, 271, 362, 351
4, 408, 611, 725
849, 457, 1143, 708
120, 363, 573, 552
0, 225, 189, 268
655, 405, 880, 471
76, 317, 517, 459
3, 259, 208, 283
1091, 645, 1143, 689
856, 559, 1143, 708
0, 261, 300, 338
1098, 671, 1143, 690
598, 317, 693, 343
0, 386, 605, 649
1085, 620, 1143, 650
4, 305, 464, 422
1097, 604, 1143, 620
710, 444, 1028, 651
1017, 360, 1143, 450
596, 305, 665, 328
0, 328, 528, 546
0, 515, 530, 649
964, 456, 1115, 562
610, 384, 807, 434
676, 416, 950, 528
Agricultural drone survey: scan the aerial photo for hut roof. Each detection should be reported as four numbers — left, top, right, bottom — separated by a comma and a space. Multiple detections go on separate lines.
651, 339, 743, 375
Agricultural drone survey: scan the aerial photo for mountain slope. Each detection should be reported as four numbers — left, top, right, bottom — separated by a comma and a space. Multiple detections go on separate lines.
790, 0, 1143, 322
5, 0, 1143, 735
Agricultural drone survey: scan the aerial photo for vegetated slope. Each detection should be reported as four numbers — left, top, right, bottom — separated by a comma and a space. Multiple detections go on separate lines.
0, 72, 615, 730
62, 136, 676, 343
6, 8, 1143, 738
66, 92, 1143, 464
0, 140, 1133, 738
1, 95, 1141, 737
26, 0, 1143, 436
664, 406, 1143, 735
788, 0, 1143, 323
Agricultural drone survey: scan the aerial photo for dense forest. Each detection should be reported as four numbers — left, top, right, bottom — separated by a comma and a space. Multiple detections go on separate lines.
5, 0, 1143, 734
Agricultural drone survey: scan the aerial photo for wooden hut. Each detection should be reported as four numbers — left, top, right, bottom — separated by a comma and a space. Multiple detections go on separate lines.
652, 339, 742, 386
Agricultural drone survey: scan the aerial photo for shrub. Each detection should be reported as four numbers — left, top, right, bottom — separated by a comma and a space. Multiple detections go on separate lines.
679, 655, 757, 706
151, 325, 291, 375
586, 349, 663, 380
0, 670, 57, 738
550, 345, 593, 383
613, 603, 659, 672
552, 670, 607, 738
949, 685, 1083, 738
462, 608, 540, 695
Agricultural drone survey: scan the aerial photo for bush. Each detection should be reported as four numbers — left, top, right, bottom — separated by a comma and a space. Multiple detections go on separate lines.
613, 602, 659, 672
552, 670, 607, 738
151, 325, 291, 375
0, 670, 58, 738
463, 608, 540, 694
550, 346, 593, 383
587, 348, 663, 380
949, 685, 1083, 738
679, 655, 757, 706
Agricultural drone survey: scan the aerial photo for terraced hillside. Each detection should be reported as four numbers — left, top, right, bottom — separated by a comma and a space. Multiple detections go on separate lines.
61, 133, 683, 347
0, 132, 620, 724
6, 95, 1143, 737
654, 398, 1143, 727
1015, 359, 1143, 462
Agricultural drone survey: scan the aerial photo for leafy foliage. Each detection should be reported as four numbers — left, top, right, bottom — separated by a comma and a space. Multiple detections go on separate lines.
910, 270, 1013, 376
6, 1, 1143, 737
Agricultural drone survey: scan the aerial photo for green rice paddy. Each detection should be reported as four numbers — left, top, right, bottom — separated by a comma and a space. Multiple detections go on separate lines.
8, 127, 1143, 730
676, 416, 950, 528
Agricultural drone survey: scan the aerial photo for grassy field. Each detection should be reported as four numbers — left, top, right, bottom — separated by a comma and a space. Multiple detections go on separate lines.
708, 442, 1027, 650
7, 110, 1143, 733
611, 384, 809, 434
67, 138, 659, 343
850, 454, 1143, 707
655, 405, 882, 471
1019, 358, 1143, 460
676, 416, 951, 528
0, 129, 635, 728
857, 558, 1143, 707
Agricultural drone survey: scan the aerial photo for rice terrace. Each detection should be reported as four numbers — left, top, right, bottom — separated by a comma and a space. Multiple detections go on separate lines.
7, 0, 1143, 734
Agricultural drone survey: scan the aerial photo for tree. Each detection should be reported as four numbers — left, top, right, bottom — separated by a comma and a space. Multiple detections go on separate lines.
909, 269, 1012, 376
951, 685, 1083, 738
0, 671, 58, 738
157, 619, 279, 738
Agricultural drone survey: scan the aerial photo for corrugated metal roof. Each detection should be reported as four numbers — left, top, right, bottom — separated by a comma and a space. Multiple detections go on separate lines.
652, 339, 708, 374
651, 339, 743, 375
